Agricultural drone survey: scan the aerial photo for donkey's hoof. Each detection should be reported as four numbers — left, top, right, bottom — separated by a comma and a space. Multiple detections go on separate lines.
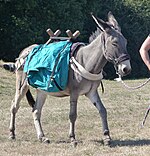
9, 131, 16, 140
8, 135, 16, 140
40, 137, 50, 144
71, 140, 78, 148
103, 135, 111, 146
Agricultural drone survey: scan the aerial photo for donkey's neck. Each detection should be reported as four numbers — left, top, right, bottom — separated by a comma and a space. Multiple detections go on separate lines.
76, 35, 107, 74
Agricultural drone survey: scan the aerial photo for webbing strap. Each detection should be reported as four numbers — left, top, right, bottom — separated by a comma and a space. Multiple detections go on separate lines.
70, 57, 103, 81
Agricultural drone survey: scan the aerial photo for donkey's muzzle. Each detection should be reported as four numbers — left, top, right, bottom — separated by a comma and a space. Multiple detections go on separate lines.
117, 59, 131, 76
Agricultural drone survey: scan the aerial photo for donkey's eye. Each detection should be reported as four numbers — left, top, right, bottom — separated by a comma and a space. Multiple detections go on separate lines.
112, 42, 118, 47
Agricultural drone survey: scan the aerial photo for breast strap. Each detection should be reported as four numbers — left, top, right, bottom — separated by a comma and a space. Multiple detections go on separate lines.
70, 57, 103, 81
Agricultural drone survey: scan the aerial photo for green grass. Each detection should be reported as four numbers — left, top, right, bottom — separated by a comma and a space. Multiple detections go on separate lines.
0, 68, 150, 156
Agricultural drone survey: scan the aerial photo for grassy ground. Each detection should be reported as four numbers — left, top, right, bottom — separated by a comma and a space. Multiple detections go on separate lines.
0, 68, 150, 156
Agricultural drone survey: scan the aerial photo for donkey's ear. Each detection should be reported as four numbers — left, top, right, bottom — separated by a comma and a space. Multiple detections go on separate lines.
97, 18, 111, 31
108, 11, 121, 31
91, 12, 111, 32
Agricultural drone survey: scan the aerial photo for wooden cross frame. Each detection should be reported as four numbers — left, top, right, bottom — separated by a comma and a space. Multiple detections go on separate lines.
45, 28, 80, 44
66, 29, 80, 40
45, 28, 61, 44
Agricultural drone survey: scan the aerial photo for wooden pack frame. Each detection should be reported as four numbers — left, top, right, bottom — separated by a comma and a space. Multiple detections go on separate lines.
46, 28, 80, 44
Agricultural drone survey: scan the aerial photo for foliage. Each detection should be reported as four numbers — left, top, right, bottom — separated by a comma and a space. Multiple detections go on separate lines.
0, 0, 149, 78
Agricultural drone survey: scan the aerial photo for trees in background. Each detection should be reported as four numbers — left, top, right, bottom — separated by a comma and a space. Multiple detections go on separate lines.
0, 0, 149, 78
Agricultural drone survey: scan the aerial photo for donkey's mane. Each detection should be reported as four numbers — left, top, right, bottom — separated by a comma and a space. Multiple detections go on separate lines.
89, 27, 102, 43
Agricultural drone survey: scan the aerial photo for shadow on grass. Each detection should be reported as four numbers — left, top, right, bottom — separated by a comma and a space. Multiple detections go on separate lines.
92, 139, 150, 147
111, 139, 150, 147
55, 139, 83, 144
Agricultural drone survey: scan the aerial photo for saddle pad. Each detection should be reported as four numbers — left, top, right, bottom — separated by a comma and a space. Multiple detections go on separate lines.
24, 41, 73, 92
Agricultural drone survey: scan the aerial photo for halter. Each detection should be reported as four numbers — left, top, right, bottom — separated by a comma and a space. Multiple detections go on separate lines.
104, 52, 130, 66
102, 33, 130, 74
103, 31, 130, 69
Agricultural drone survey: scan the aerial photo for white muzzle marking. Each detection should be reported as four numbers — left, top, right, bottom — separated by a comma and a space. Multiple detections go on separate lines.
117, 60, 131, 76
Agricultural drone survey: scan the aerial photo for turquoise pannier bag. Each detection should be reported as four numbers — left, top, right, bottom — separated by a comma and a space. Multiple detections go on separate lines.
24, 41, 73, 92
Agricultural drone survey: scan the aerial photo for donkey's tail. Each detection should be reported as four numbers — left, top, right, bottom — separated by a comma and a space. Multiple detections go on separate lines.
26, 89, 35, 108
0, 61, 16, 72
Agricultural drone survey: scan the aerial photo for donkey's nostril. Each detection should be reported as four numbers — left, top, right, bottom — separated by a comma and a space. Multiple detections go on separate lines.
123, 67, 127, 73
123, 67, 131, 74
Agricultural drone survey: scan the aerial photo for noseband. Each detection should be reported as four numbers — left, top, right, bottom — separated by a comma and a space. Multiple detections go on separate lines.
112, 53, 130, 65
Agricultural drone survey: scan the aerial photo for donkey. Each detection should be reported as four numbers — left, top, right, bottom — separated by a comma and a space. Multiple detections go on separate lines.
5, 12, 131, 146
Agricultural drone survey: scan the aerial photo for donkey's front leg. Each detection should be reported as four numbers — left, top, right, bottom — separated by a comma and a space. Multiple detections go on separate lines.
32, 90, 49, 143
69, 95, 78, 147
86, 90, 111, 145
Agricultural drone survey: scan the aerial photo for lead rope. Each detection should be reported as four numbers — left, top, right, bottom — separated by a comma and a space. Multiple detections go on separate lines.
116, 73, 150, 127
141, 105, 150, 127
116, 74, 150, 90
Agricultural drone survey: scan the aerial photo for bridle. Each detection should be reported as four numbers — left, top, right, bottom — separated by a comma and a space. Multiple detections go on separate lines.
102, 34, 130, 74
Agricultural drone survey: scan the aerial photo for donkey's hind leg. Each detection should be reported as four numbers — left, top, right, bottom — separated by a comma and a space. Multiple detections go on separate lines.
32, 90, 49, 143
9, 71, 29, 140
86, 90, 111, 145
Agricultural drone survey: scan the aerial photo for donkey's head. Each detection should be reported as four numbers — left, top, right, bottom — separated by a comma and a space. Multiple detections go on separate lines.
92, 12, 131, 77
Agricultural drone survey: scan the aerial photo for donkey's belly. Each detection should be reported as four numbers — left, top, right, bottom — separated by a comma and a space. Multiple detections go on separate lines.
48, 91, 70, 97
37, 88, 70, 97
37, 81, 95, 97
